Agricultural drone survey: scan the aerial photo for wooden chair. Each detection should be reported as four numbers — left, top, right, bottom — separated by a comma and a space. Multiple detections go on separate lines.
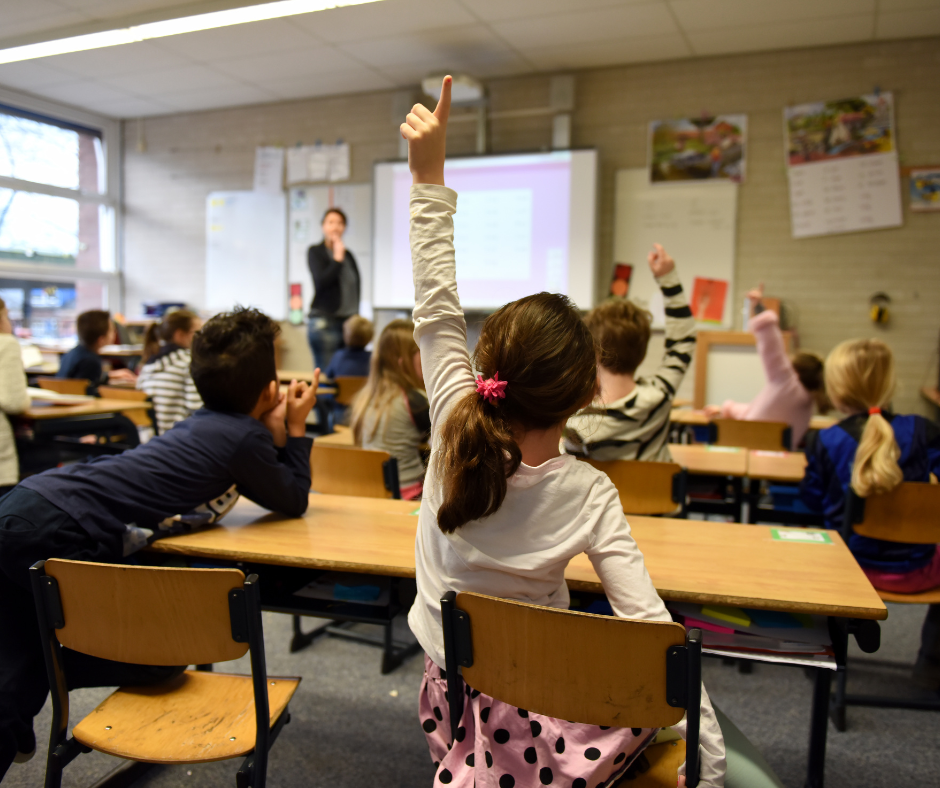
309, 443, 400, 499
830, 482, 940, 730
29, 559, 299, 788
295, 444, 408, 668
582, 458, 687, 516
708, 418, 792, 451
334, 376, 368, 407
37, 377, 89, 396
441, 591, 703, 787
98, 385, 155, 430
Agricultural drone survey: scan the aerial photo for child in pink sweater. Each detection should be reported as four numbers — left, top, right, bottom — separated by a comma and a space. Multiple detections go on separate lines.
705, 286, 829, 448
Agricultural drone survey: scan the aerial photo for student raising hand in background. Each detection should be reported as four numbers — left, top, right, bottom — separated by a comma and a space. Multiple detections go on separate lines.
648, 242, 675, 277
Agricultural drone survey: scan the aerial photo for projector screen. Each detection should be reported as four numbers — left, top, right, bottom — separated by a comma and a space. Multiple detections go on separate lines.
372, 150, 597, 310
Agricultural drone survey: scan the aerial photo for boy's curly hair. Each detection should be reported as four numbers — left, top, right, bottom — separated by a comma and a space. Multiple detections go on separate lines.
191, 307, 280, 413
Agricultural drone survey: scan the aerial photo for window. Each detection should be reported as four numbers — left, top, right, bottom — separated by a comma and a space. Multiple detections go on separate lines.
0, 90, 119, 340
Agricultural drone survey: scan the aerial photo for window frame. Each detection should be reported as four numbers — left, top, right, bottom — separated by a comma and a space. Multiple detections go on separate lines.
0, 85, 122, 312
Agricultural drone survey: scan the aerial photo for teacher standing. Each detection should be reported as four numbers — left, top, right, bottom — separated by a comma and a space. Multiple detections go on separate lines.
306, 207, 360, 371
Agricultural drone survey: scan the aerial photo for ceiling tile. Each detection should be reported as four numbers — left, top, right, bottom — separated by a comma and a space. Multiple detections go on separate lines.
100, 64, 244, 96
38, 41, 187, 79
339, 24, 520, 68
375, 49, 534, 85
461, 0, 654, 24
519, 33, 691, 71
213, 47, 366, 82
158, 83, 279, 112
88, 95, 177, 119
54, 0, 204, 17
263, 68, 396, 100
0, 2, 91, 41
670, 0, 875, 31
686, 15, 875, 56
876, 8, 940, 38
491, 3, 678, 50
151, 18, 321, 61
290, 0, 477, 43
37, 80, 138, 106
0, 61, 76, 90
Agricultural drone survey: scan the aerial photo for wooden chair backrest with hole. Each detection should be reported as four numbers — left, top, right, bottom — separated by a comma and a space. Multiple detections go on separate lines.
309, 444, 399, 498
42, 559, 248, 666
334, 376, 368, 406
455, 592, 687, 728
37, 377, 89, 396
710, 418, 792, 451
581, 458, 686, 515
98, 386, 154, 429
843, 482, 940, 545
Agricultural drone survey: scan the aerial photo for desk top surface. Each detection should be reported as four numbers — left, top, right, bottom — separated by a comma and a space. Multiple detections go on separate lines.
25, 397, 151, 420
150, 494, 886, 621
667, 444, 749, 476
747, 450, 808, 482
669, 409, 837, 432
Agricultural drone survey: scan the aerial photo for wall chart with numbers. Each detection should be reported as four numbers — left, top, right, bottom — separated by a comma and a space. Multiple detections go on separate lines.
784, 92, 902, 239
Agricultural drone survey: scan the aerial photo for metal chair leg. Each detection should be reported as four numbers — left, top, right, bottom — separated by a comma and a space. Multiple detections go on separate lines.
829, 669, 847, 732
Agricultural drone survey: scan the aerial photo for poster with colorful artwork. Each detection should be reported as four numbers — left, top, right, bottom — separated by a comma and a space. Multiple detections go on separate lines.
910, 169, 940, 212
649, 115, 746, 183
691, 277, 728, 324
785, 93, 894, 165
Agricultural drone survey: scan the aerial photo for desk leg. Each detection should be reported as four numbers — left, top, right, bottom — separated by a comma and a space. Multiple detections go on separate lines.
805, 667, 832, 788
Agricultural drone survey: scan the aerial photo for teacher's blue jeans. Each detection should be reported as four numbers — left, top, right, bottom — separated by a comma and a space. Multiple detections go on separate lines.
307, 315, 344, 371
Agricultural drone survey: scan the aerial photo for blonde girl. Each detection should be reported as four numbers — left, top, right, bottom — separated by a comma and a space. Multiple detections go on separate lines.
349, 319, 429, 500
137, 310, 203, 434
400, 77, 726, 788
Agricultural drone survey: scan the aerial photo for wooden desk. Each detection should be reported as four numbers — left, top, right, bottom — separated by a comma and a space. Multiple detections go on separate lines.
151, 495, 884, 621
314, 428, 354, 446
24, 397, 152, 420
747, 450, 808, 483
670, 409, 837, 432
33, 343, 143, 358
667, 444, 748, 477
279, 369, 319, 383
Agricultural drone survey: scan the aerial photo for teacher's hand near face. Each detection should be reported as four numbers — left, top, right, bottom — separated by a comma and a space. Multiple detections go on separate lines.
332, 234, 345, 263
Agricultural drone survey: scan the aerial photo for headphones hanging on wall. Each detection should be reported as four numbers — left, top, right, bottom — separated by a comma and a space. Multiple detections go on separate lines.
869, 292, 891, 325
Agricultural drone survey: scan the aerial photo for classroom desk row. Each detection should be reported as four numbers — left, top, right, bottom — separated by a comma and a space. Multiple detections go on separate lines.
148, 493, 886, 788
668, 443, 808, 483
669, 408, 838, 432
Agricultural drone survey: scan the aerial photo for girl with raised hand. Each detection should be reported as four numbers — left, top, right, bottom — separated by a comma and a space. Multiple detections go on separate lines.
402, 76, 725, 788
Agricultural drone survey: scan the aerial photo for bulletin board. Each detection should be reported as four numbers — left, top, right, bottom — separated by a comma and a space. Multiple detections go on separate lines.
613, 168, 738, 327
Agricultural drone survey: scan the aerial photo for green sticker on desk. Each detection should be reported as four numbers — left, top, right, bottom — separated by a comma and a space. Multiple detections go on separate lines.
410, 507, 421, 516
771, 528, 832, 544
706, 446, 741, 453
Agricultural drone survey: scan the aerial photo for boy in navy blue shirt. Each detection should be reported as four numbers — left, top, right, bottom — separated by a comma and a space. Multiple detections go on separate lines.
0, 307, 319, 777
56, 310, 114, 395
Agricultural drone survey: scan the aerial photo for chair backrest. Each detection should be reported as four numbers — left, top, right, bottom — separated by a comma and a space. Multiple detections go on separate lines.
582, 458, 686, 515
37, 377, 89, 396
449, 592, 690, 727
309, 444, 400, 498
98, 385, 154, 428
38, 560, 249, 665
334, 376, 368, 406
709, 418, 791, 451
843, 482, 940, 544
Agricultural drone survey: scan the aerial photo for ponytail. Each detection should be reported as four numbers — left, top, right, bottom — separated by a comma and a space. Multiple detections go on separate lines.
143, 323, 161, 361
436, 392, 522, 534
851, 410, 903, 497
433, 292, 597, 533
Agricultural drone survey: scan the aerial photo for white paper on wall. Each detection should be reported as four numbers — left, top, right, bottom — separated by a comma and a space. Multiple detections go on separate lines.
252, 146, 284, 193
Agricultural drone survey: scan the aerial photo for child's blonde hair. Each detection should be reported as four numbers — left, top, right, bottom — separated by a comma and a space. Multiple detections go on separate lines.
825, 339, 902, 497
350, 319, 421, 445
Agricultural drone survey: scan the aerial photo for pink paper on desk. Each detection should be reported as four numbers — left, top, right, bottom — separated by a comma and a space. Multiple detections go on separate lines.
680, 616, 735, 634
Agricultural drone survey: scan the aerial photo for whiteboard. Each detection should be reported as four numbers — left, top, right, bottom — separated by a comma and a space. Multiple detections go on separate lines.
206, 191, 287, 319
613, 168, 737, 327
288, 183, 373, 318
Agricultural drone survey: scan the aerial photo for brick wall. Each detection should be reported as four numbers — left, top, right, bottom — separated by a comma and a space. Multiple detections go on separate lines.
123, 36, 940, 415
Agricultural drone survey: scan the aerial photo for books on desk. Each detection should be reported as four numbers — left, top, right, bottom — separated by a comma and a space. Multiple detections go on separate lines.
668, 601, 835, 669
27, 387, 94, 405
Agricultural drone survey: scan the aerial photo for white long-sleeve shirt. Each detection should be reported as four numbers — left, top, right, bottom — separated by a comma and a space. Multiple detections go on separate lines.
405, 184, 725, 787
0, 335, 30, 486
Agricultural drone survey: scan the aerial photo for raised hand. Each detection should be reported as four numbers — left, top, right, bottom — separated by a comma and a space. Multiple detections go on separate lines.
747, 282, 764, 309
286, 370, 319, 438
648, 243, 675, 278
400, 75, 452, 186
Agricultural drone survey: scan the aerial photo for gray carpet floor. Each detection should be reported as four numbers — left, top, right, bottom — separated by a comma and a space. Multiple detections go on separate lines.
4, 603, 938, 788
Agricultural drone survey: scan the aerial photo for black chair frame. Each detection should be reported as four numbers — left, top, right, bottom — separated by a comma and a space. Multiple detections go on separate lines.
440, 591, 703, 787
29, 561, 290, 788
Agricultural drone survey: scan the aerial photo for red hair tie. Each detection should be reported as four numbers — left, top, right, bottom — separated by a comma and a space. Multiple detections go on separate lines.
476, 373, 507, 405
868, 407, 881, 416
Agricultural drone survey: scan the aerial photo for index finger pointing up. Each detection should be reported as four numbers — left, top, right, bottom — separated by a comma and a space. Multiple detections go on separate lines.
434, 75, 452, 125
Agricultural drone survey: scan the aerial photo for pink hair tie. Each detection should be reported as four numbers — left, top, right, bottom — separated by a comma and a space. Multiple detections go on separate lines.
868, 407, 881, 416
476, 372, 507, 405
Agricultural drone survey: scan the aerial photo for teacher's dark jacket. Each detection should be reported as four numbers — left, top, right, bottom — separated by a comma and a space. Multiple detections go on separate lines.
307, 242, 360, 317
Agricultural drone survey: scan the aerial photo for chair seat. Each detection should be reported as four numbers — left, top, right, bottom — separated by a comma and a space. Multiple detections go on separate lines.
72, 670, 299, 764
878, 587, 940, 604
622, 740, 685, 786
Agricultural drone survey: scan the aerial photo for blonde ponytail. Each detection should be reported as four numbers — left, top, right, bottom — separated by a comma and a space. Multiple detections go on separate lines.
825, 339, 903, 498
851, 410, 903, 497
